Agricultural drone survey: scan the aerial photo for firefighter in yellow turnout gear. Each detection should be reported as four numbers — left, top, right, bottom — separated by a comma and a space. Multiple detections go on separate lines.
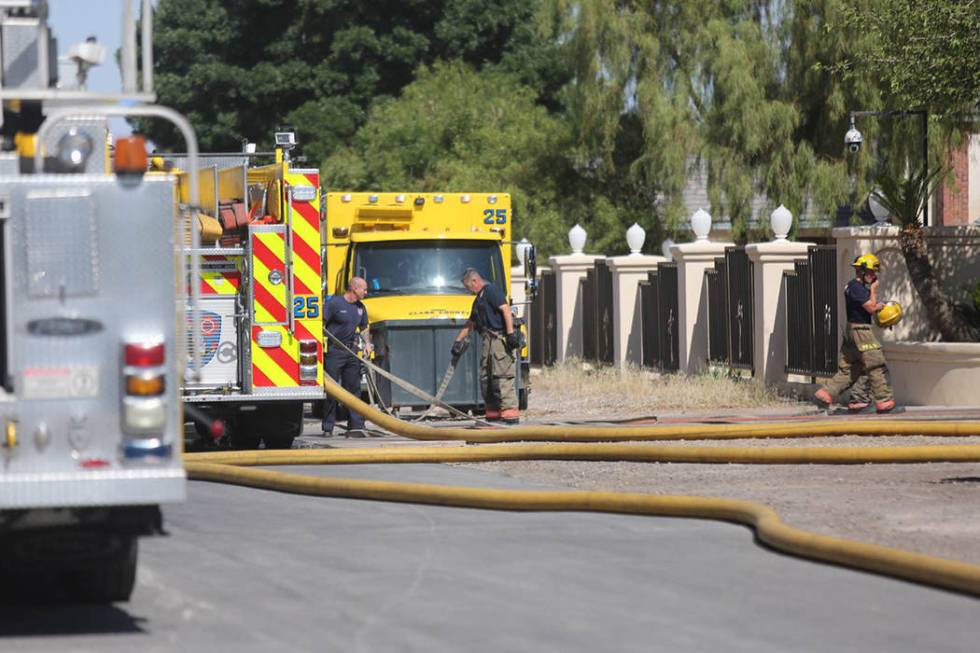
815, 254, 898, 413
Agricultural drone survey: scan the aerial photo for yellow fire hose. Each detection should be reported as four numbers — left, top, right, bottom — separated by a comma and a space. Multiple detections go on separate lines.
190, 442, 980, 466
307, 379, 980, 443
183, 378, 980, 597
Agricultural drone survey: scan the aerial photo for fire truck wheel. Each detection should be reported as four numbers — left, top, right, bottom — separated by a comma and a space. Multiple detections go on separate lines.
263, 435, 295, 450
310, 400, 325, 419
230, 417, 262, 450
258, 402, 303, 450
64, 535, 138, 603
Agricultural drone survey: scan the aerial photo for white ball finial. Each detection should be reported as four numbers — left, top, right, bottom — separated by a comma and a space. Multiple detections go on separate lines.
514, 237, 531, 266
626, 223, 646, 255
568, 223, 587, 254
869, 193, 890, 225
661, 238, 675, 260
691, 208, 712, 242
770, 204, 792, 241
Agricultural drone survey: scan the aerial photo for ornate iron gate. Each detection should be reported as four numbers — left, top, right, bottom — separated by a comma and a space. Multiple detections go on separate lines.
725, 247, 754, 372
530, 270, 557, 366
784, 263, 813, 374
657, 262, 680, 371
580, 270, 595, 361
809, 246, 838, 376
785, 246, 838, 377
705, 256, 729, 365
640, 263, 679, 372
640, 276, 659, 368
593, 259, 615, 364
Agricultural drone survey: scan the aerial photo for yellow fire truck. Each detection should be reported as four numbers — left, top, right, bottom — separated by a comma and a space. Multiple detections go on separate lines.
323, 192, 533, 411
175, 135, 324, 449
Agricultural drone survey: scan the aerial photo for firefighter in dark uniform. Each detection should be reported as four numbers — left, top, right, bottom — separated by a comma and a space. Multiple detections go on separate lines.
814, 254, 897, 413
321, 277, 372, 436
452, 268, 522, 423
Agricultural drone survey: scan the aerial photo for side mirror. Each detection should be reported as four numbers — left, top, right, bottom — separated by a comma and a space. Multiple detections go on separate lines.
523, 244, 538, 299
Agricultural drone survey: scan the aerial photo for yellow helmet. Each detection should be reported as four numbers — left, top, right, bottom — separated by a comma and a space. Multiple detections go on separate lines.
875, 301, 902, 328
852, 253, 881, 272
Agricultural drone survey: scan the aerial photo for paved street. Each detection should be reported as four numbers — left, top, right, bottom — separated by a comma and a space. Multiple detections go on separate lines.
1, 461, 977, 652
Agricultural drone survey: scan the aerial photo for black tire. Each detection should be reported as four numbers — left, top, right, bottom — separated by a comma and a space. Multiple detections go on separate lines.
230, 415, 262, 450
64, 536, 138, 603
259, 402, 303, 449
310, 400, 325, 419
263, 435, 295, 449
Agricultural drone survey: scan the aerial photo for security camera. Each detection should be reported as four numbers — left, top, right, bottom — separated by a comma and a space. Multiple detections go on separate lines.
66, 36, 105, 89
68, 36, 106, 68
844, 123, 863, 154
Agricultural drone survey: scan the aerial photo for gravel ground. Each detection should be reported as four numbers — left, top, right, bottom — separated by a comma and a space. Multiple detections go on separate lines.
456, 373, 980, 567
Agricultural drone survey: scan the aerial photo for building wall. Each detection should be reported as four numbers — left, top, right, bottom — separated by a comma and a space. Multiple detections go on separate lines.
970, 134, 980, 223
935, 138, 972, 225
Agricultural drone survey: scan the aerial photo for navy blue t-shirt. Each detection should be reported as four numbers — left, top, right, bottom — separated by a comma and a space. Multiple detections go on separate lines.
324, 294, 368, 346
469, 282, 508, 333
844, 278, 872, 324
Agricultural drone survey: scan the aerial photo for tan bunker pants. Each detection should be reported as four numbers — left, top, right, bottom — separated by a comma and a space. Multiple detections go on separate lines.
481, 332, 516, 411
823, 323, 894, 403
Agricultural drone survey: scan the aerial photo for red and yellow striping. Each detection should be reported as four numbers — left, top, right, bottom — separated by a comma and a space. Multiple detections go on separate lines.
198, 255, 241, 296
250, 170, 323, 389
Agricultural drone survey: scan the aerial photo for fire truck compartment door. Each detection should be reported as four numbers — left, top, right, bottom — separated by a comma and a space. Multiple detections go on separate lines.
249, 225, 288, 325
185, 296, 238, 386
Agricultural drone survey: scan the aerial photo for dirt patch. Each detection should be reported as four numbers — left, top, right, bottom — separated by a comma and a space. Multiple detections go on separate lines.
464, 367, 980, 566
526, 361, 785, 417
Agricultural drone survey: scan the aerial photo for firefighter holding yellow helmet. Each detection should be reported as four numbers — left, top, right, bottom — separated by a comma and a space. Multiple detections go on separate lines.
814, 253, 902, 413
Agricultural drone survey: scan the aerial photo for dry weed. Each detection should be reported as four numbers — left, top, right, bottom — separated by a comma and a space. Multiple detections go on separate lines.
526, 359, 787, 418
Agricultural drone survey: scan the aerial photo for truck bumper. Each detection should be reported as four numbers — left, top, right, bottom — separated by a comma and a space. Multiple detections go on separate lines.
0, 468, 186, 509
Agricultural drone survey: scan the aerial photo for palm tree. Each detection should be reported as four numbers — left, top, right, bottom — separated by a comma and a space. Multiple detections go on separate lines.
871, 167, 980, 342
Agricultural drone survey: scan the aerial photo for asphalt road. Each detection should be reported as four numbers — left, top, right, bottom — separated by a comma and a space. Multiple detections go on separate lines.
1, 462, 977, 652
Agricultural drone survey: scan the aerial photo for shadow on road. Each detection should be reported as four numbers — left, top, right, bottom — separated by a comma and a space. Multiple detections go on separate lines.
0, 602, 145, 637
0, 576, 146, 637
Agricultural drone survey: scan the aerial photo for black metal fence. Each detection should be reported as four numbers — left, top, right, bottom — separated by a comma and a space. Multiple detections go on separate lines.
785, 246, 838, 377
640, 262, 679, 372
725, 247, 754, 371
594, 259, 614, 364
580, 269, 595, 361
640, 275, 658, 368
580, 261, 614, 364
705, 257, 729, 365
530, 270, 557, 366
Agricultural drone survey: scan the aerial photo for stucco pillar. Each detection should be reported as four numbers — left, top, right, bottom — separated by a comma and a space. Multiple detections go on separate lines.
549, 254, 602, 361
606, 255, 666, 366
745, 240, 811, 385
670, 241, 733, 373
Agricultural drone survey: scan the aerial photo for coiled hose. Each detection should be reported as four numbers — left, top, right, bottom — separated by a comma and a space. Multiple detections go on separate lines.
184, 378, 980, 597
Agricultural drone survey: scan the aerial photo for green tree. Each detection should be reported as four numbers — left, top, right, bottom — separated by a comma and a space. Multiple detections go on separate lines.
871, 167, 979, 342
829, 0, 979, 342
837, 0, 980, 123
539, 0, 931, 241
322, 62, 573, 257
141, 0, 561, 159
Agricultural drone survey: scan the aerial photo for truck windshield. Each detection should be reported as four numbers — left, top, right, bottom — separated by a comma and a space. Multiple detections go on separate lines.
353, 240, 505, 295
